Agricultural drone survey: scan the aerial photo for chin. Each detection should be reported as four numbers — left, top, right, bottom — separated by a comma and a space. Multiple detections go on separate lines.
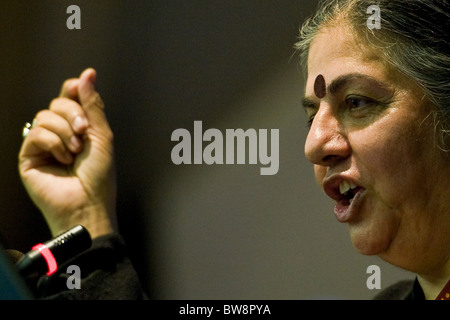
348, 226, 392, 256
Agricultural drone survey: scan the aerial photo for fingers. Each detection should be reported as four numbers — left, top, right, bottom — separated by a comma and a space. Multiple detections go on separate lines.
20, 104, 85, 167
77, 69, 112, 137
49, 97, 89, 135
58, 68, 110, 137
34, 109, 83, 154
20, 81, 89, 167
20, 68, 112, 168
23, 126, 74, 165
59, 78, 80, 100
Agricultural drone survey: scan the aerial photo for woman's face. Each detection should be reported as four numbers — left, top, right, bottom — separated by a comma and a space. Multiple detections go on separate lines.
304, 26, 450, 274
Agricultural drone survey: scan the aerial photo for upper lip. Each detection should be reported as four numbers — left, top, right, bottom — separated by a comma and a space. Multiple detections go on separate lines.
322, 174, 363, 202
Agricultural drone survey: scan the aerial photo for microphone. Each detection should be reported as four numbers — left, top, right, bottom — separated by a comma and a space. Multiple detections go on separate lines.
16, 225, 92, 277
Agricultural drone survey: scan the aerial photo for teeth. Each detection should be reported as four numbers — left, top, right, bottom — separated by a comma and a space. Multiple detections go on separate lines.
339, 181, 356, 195
339, 181, 350, 195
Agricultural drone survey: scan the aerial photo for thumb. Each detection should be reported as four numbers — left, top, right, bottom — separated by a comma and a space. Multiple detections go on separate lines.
77, 68, 111, 135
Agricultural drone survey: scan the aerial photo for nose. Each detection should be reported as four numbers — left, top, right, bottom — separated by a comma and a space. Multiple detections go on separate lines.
304, 105, 350, 167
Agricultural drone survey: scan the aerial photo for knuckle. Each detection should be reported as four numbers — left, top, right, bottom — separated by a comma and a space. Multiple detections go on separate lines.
62, 78, 71, 87
50, 96, 72, 106
48, 136, 63, 152
62, 78, 75, 91
87, 92, 105, 109
95, 94, 105, 108
50, 98, 84, 118
26, 126, 43, 141
49, 97, 64, 110
35, 109, 49, 121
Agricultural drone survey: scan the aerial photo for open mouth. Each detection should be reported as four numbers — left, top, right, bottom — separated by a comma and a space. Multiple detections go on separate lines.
339, 180, 362, 204
333, 180, 365, 222
323, 176, 366, 222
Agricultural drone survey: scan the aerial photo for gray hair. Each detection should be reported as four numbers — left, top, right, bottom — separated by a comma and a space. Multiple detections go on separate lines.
295, 0, 450, 150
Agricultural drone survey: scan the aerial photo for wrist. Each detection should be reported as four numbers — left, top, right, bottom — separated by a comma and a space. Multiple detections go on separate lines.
47, 204, 117, 239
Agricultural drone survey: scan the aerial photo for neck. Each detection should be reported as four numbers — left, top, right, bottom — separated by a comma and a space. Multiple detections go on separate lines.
417, 260, 450, 300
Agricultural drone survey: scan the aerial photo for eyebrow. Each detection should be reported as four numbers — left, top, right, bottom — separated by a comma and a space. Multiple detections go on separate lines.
302, 73, 391, 109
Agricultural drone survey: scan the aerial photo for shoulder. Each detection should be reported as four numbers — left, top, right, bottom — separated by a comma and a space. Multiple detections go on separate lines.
372, 279, 415, 300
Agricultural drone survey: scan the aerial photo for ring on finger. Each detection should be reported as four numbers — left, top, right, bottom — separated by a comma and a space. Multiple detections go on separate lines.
22, 118, 37, 139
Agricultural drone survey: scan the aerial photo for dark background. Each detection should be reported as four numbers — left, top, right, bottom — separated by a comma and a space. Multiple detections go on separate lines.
0, 1, 413, 299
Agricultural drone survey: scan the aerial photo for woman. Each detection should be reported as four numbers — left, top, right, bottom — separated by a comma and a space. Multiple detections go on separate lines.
296, 0, 450, 299
18, 0, 449, 299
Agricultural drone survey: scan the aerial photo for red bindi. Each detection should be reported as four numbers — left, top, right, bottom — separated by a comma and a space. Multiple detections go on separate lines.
314, 74, 326, 99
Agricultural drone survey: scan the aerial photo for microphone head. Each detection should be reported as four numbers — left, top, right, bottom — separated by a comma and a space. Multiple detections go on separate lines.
16, 225, 92, 277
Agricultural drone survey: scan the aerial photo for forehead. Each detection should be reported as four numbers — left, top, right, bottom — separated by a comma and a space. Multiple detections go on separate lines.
306, 26, 387, 91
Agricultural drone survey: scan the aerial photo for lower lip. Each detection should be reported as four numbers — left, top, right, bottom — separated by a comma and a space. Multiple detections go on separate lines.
334, 189, 365, 223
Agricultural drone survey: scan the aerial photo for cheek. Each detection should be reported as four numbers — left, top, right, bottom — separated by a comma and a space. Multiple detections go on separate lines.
354, 117, 433, 209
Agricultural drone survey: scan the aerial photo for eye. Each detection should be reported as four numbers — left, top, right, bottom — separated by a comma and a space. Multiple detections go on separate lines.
307, 114, 315, 127
303, 99, 318, 128
345, 96, 375, 110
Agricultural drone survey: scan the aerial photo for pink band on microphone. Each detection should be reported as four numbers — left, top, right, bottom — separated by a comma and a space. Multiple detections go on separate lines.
32, 243, 58, 275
